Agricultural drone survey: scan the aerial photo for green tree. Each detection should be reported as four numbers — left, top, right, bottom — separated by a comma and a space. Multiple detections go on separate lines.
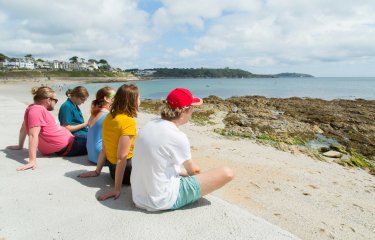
98, 64, 111, 71
98, 59, 111, 71
148, 68, 255, 78
25, 54, 33, 59
69, 56, 79, 63
0, 53, 8, 62
88, 59, 97, 63
98, 59, 108, 64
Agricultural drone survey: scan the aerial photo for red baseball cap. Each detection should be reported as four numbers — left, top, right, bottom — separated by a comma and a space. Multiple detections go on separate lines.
166, 88, 203, 109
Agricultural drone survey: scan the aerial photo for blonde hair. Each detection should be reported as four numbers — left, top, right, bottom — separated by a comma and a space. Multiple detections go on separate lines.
31, 86, 55, 102
66, 86, 89, 99
160, 102, 189, 121
110, 84, 139, 118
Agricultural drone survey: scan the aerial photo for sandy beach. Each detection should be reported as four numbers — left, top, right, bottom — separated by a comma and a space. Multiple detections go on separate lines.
0, 79, 374, 240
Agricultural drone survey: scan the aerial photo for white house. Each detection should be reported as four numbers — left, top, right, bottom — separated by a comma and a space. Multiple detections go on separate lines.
19, 60, 35, 69
87, 61, 98, 71
135, 69, 156, 76
35, 60, 50, 69
3, 58, 35, 69
1, 57, 110, 71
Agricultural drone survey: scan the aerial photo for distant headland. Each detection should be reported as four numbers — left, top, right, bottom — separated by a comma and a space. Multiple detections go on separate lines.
0, 53, 313, 79
125, 68, 314, 79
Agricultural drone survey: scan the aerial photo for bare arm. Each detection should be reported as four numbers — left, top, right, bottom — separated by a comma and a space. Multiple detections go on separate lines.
7, 121, 27, 150
98, 135, 132, 201
63, 121, 88, 133
17, 126, 40, 171
78, 149, 106, 178
183, 160, 201, 176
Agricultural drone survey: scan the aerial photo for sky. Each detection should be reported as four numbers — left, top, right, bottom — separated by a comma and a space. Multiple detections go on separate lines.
1, 0, 375, 77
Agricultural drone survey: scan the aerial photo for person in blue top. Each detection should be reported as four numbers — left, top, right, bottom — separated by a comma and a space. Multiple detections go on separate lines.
58, 86, 89, 136
86, 86, 115, 163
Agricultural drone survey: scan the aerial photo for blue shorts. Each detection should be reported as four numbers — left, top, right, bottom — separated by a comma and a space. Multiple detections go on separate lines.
171, 176, 201, 210
66, 134, 87, 156
56, 135, 87, 157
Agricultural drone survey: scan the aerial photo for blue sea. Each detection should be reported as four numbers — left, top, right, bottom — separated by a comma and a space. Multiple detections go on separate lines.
68, 77, 375, 100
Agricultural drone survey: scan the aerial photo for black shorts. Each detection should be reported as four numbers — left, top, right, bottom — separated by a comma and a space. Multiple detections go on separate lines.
106, 158, 132, 185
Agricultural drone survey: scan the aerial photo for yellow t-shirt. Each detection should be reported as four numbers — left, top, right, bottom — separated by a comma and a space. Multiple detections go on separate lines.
102, 113, 136, 164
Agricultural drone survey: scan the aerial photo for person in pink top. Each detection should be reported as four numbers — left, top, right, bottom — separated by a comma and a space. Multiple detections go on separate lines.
7, 86, 87, 171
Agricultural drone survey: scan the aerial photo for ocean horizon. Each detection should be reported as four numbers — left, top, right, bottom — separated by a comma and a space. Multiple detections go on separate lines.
67, 77, 375, 101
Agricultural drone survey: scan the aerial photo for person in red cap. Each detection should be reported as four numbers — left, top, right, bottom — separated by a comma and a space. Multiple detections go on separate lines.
131, 88, 234, 211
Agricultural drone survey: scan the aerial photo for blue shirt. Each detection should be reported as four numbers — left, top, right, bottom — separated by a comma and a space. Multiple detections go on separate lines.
86, 112, 108, 163
58, 98, 88, 136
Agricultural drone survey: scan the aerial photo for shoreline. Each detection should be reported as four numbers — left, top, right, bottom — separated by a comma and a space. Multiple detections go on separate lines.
0, 77, 375, 101
2, 78, 374, 172
0, 76, 142, 84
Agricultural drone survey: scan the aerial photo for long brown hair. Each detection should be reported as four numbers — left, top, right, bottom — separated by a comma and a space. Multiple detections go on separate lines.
110, 84, 139, 118
91, 86, 113, 116
31, 86, 55, 102
66, 86, 89, 99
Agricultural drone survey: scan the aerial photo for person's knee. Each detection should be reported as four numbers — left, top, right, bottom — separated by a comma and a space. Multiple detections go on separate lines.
221, 166, 234, 182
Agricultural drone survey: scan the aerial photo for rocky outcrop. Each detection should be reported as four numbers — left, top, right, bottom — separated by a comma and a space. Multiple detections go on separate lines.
205, 96, 374, 159
141, 96, 375, 172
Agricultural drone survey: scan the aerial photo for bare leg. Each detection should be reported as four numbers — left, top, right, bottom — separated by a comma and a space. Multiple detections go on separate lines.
195, 166, 234, 196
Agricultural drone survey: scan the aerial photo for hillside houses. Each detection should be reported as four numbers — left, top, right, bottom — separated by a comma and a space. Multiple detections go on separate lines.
0, 58, 100, 71
0, 58, 35, 69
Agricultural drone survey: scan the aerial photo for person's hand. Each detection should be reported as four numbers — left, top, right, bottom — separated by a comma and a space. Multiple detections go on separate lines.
98, 190, 121, 201
191, 165, 201, 175
17, 161, 37, 171
189, 162, 200, 175
78, 170, 99, 178
7, 145, 22, 150
183, 160, 201, 176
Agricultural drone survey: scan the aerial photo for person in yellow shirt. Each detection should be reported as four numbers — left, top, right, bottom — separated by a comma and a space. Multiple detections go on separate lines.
79, 84, 140, 201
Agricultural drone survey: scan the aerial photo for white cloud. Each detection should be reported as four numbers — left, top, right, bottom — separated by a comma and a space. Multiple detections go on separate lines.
1, 39, 55, 55
161, 0, 375, 71
1, 0, 375, 76
0, 0, 151, 67
0, 10, 7, 23
152, 0, 261, 32
178, 48, 197, 58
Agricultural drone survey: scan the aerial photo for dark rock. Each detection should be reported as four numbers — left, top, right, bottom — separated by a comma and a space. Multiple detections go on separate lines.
320, 147, 330, 153
330, 143, 347, 153
217, 96, 375, 161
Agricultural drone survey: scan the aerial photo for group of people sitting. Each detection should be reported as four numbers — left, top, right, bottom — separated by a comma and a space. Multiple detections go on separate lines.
8, 84, 233, 211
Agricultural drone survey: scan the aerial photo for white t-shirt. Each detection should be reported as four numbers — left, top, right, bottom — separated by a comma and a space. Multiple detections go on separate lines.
131, 118, 191, 211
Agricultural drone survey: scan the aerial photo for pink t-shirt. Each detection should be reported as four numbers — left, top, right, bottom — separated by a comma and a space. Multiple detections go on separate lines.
24, 104, 74, 155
